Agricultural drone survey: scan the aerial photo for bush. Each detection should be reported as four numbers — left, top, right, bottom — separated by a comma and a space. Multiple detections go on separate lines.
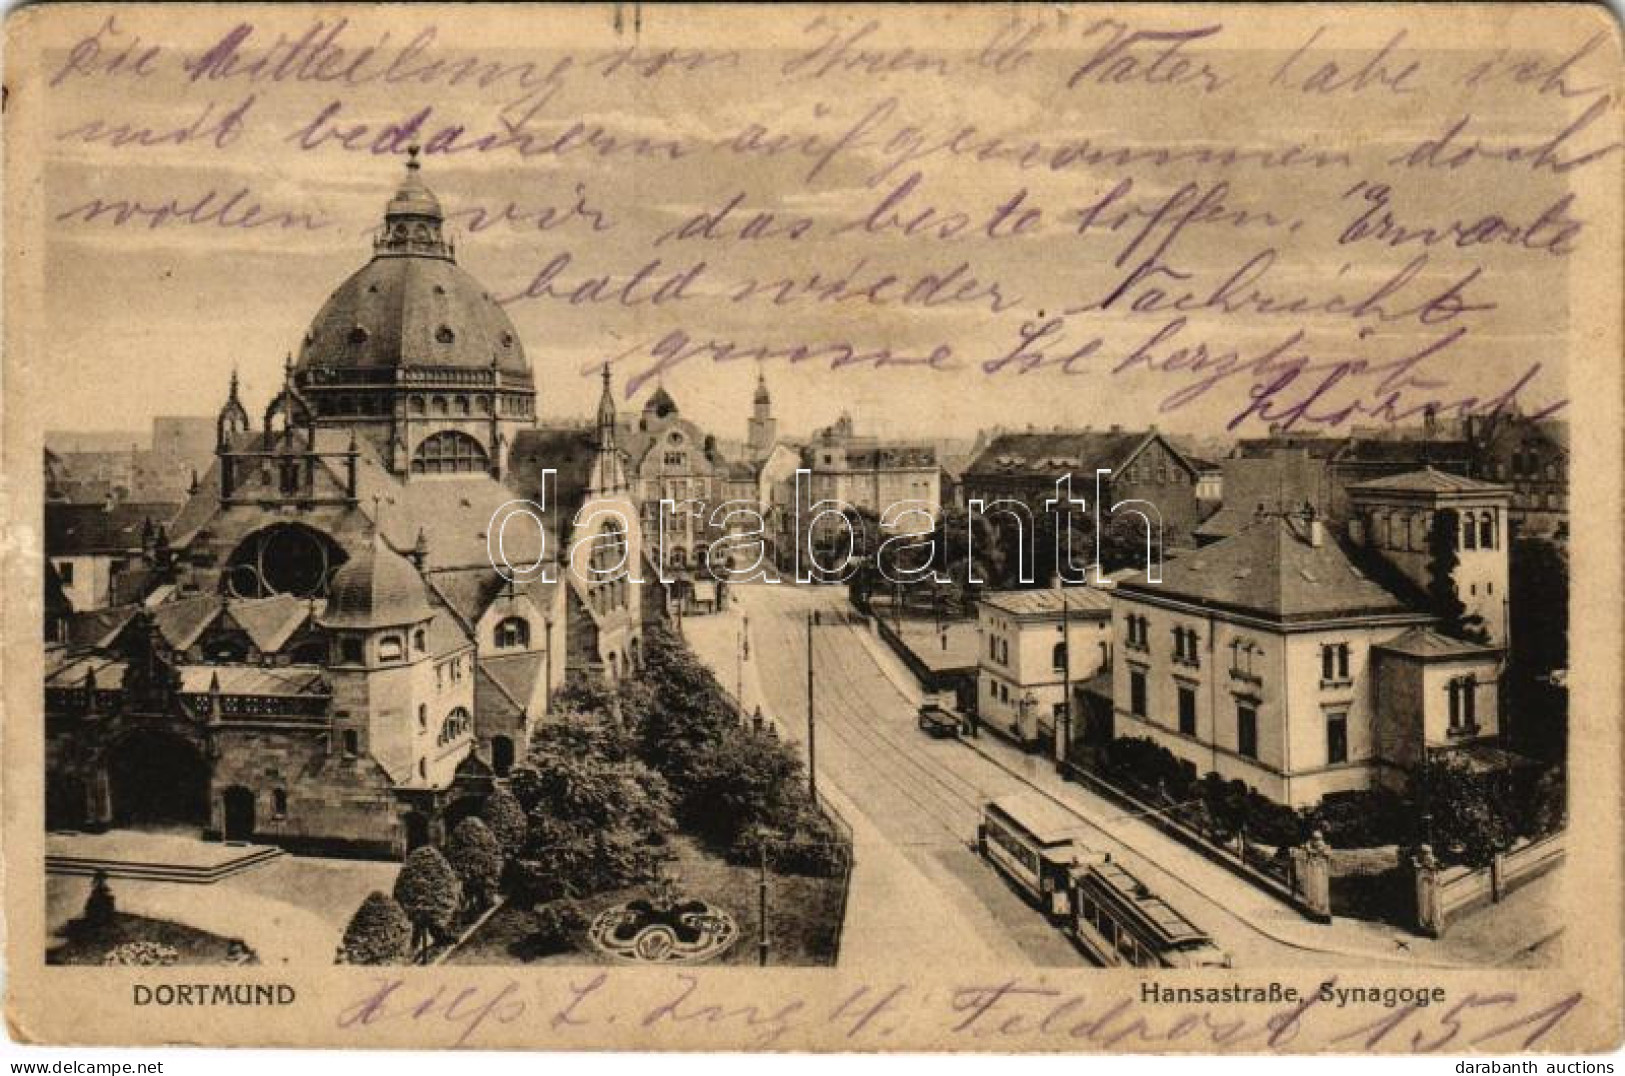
338, 891, 411, 965
480, 786, 527, 862
517, 899, 586, 959
728, 807, 850, 878
393, 846, 462, 947
445, 817, 503, 910
1304, 787, 1412, 848
103, 941, 178, 966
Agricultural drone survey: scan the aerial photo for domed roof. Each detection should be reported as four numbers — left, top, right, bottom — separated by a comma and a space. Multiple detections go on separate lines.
295, 151, 529, 377
320, 532, 434, 630
298, 257, 528, 375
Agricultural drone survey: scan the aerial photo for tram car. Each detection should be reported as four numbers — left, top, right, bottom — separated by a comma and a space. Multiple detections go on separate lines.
977, 793, 1087, 920
1066, 858, 1231, 968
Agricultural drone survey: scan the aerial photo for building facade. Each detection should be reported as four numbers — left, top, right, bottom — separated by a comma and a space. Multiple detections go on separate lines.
1109, 492, 1507, 808
961, 427, 1201, 556
44, 156, 640, 858
976, 587, 1112, 750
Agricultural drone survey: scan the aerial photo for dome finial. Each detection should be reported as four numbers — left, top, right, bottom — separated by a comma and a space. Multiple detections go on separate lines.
406, 144, 422, 172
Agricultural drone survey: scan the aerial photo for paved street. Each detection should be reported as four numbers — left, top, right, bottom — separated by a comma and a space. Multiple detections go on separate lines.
685, 583, 1557, 970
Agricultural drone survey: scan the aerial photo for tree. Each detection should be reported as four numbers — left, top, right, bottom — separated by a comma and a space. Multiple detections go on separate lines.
1509, 535, 1569, 674
479, 785, 527, 862
507, 720, 675, 903
393, 846, 462, 954
1414, 757, 1514, 868
1426, 510, 1489, 642
683, 723, 806, 845
445, 817, 503, 910
338, 891, 411, 965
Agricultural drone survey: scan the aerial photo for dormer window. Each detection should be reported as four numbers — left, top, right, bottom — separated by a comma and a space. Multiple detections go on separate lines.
378, 635, 404, 662
340, 637, 364, 665
413, 627, 427, 653
494, 617, 530, 650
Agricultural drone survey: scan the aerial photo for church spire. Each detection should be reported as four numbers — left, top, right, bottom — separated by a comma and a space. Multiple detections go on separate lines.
596, 364, 617, 453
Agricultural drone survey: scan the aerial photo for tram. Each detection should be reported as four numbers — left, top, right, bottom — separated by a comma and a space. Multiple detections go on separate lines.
977, 793, 1085, 920
1066, 859, 1231, 968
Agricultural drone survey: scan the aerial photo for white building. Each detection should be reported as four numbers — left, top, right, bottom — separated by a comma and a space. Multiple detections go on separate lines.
976, 587, 1112, 750
1109, 493, 1507, 808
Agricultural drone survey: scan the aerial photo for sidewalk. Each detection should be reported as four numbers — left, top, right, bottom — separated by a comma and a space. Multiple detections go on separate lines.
681, 601, 1015, 970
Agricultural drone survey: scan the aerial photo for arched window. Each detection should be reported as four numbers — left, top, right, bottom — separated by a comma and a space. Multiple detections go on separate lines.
1052, 642, 1068, 673
1478, 510, 1495, 550
495, 617, 530, 649
437, 707, 472, 747
412, 430, 489, 475
410, 395, 426, 415
413, 627, 426, 653
378, 635, 404, 661
1461, 511, 1476, 550
272, 788, 288, 817
430, 396, 449, 417
454, 395, 470, 416
417, 704, 427, 730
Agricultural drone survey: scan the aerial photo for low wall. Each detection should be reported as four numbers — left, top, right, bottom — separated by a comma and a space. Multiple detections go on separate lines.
1415, 831, 1564, 937
1056, 759, 1332, 923
869, 613, 976, 711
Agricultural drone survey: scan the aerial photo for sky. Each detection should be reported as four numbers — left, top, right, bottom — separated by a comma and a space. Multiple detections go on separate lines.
21, 6, 1602, 445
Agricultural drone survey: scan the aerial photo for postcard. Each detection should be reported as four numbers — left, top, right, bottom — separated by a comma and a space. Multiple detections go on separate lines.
3, 2, 1621, 1052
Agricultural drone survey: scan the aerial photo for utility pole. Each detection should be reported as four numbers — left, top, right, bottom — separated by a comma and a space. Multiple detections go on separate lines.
1059, 588, 1072, 770
806, 611, 818, 801
758, 841, 770, 967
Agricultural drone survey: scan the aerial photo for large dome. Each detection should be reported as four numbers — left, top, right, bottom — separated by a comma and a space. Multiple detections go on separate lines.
298, 256, 528, 376
296, 150, 528, 377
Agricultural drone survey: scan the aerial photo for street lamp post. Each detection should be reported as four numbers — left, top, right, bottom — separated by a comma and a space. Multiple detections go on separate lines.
806, 611, 818, 802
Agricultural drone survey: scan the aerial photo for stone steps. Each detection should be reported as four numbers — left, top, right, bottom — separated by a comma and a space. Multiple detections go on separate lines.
46, 844, 285, 885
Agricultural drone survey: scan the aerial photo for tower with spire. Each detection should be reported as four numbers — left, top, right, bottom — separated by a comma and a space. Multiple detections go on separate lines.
590, 364, 629, 495
746, 367, 777, 461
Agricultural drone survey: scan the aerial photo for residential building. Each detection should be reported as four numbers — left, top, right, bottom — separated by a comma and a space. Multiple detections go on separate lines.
976, 587, 1113, 751
1109, 491, 1507, 808
1466, 413, 1569, 539
960, 426, 1201, 553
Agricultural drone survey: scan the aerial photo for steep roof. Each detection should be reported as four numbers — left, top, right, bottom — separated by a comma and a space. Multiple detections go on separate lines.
479, 651, 547, 716
152, 594, 223, 650
965, 429, 1183, 479
1116, 515, 1421, 623
224, 594, 313, 653
45, 502, 179, 555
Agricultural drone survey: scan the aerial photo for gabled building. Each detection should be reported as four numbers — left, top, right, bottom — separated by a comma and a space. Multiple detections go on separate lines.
1466, 412, 1569, 540
44, 154, 637, 857
961, 426, 1200, 550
